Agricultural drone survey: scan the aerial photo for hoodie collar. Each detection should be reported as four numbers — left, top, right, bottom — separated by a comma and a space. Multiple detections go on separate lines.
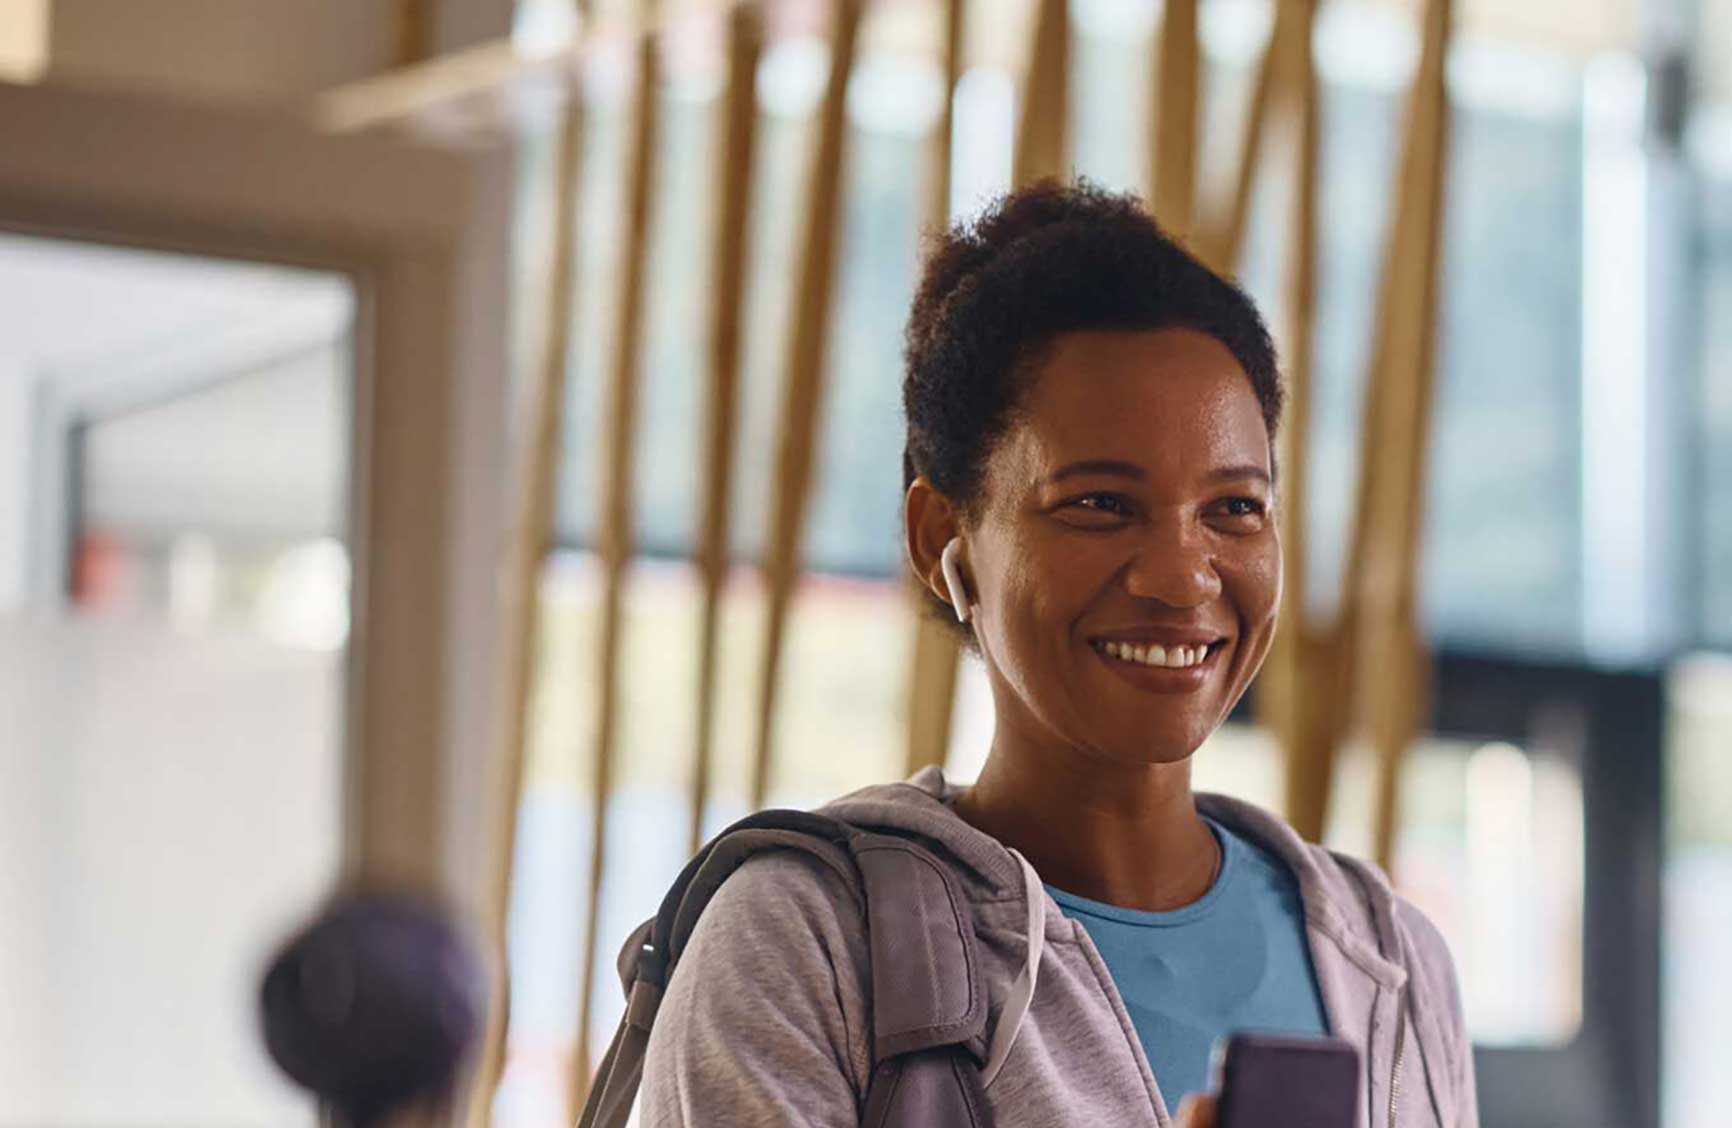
819, 766, 1407, 991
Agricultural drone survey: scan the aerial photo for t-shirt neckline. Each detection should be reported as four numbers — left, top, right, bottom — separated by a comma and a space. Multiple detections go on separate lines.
1043, 817, 1240, 928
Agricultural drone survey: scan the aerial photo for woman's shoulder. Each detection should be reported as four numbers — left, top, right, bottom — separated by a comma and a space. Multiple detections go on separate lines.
645, 850, 876, 1113
669, 849, 872, 1007
694, 849, 867, 943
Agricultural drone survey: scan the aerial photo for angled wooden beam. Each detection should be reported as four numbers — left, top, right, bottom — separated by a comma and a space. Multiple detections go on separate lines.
690, 2, 764, 853
1312, 0, 1453, 865
315, 39, 546, 133
573, 20, 663, 1102
464, 51, 588, 1128
905, 606, 965, 776
1149, 0, 1200, 236
903, 0, 968, 781
749, 0, 864, 811
1014, 0, 1070, 187
1248, 0, 1332, 840
927, 0, 966, 230
1204, 0, 1303, 272
1361, 0, 1453, 871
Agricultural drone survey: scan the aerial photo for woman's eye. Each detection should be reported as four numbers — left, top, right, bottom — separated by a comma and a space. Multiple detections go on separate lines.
1065, 493, 1132, 518
1216, 497, 1270, 527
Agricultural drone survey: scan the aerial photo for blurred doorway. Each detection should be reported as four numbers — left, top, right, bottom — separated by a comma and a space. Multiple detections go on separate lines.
0, 235, 354, 1124
0, 80, 512, 1125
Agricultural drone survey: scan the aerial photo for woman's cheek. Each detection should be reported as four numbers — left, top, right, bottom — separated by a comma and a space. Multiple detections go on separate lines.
1223, 537, 1282, 659
998, 553, 1075, 690
1253, 533, 1283, 623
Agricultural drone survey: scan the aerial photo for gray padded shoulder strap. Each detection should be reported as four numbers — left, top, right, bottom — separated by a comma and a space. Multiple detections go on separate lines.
577, 811, 987, 1128
852, 832, 989, 1063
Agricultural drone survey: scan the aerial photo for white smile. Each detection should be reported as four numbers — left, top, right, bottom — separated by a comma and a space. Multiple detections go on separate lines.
1092, 639, 1220, 670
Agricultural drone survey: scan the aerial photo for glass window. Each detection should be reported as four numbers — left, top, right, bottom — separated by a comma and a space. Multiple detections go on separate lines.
1242, 44, 1586, 653
1425, 70, 1585, 654
1666, 27, 1732, 1120
1664, 653, 1732, 1128
1697, 162, 1732, 646
74, 351, 349, 644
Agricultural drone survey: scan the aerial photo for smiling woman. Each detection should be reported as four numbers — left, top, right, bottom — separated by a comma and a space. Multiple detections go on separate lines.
910, 327, 1281, 778
631, 183, 1478, 1128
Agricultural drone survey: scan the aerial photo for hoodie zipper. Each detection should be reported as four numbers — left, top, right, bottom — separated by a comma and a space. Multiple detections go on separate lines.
1387, 986, 1407, 1127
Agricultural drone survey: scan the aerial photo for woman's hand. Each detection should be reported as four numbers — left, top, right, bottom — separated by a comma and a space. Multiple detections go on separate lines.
1174, 1093, 1218, 1128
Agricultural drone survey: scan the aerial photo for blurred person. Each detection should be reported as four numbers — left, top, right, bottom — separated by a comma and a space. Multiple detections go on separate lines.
635, 183, 1476, 1127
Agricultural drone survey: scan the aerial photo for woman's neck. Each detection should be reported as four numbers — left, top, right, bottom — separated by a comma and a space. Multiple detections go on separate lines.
953, 735, 1220, 913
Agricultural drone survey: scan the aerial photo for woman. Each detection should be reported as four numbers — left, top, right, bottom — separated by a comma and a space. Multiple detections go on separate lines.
638, 183, 1476, 1127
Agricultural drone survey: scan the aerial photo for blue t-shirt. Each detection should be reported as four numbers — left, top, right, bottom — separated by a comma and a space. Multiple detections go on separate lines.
1045, 818, 1330, 1109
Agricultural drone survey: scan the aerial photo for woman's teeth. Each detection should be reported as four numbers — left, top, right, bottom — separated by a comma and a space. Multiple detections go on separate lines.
1097, 640, 1212, 669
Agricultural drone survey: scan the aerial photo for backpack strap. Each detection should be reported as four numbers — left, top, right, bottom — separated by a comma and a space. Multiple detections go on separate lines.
851, 832, 989, 1063
577, 810, 989, 1128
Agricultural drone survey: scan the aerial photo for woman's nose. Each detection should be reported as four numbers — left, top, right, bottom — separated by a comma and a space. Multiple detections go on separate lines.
1122, 522, 1222, 608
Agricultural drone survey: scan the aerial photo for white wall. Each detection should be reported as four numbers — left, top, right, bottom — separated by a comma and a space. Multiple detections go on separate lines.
0, 615, 342, 1125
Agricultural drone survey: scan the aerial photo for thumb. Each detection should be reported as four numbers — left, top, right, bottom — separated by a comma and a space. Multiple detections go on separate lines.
1175, 1092, 1219, 1128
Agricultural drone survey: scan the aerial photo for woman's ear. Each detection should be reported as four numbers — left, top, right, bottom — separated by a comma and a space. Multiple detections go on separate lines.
903, 476, 970, 619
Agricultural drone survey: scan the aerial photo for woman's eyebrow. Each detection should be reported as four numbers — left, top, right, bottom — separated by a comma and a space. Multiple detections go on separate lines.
1045, 459, 1145, 485
1206, 463, 1272, 485
1044, 460, 1271, 486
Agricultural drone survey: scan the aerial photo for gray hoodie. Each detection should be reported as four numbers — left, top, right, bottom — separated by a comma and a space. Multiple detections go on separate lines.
639, 767, 1478, 1127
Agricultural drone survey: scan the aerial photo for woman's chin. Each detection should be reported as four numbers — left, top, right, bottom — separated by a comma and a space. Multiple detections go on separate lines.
1090, 723, 1213, 768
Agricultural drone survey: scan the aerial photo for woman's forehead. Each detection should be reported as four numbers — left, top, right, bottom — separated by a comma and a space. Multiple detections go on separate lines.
1002, 328, 1270, 476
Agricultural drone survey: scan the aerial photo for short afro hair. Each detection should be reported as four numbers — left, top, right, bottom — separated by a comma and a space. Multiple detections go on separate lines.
901, 180, 1283, 646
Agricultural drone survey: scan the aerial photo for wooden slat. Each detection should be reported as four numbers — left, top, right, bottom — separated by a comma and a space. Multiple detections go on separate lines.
573, 22, 663, 1102
1314, 0, 1453, 865
1149, 0, 1200, 236
748, 0, 864, 810
1248, 0, 1333, 840
1260, 3, 1319, 822
1308, 43, 1403, 850
315, 39, 541, 133
906, 0, 1072, 776
905, 603, 966, 776
1013, 0, 1069, 187
394, 0, 436, 67
689, 2, 764, 854
1203, 0, 1300, 272
927, 0, 966, 230
1361, 0, 1453, 871
903, 0, 968, 781
464, 55, 588, 1128
315, 5, 741, 135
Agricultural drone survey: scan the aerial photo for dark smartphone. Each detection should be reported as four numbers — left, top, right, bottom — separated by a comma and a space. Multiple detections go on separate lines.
1212, 1033, 1359, 1128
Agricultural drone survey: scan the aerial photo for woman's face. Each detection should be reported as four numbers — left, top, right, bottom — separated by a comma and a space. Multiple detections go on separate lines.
965, 328, 1281, 767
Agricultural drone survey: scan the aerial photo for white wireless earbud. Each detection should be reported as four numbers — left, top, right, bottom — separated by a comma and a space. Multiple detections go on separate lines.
939, 537, 972, 624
